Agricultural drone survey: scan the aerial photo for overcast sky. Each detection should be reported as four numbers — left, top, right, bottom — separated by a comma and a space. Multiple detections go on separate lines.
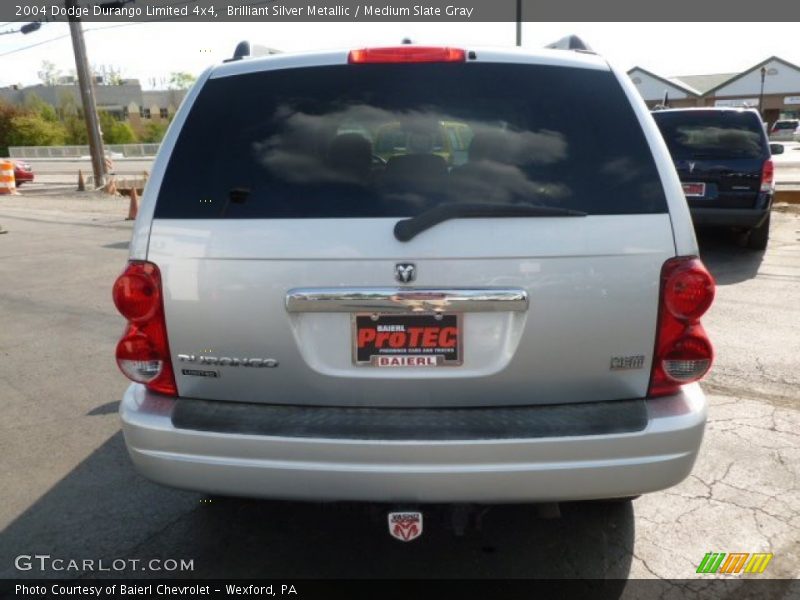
1, 21, 799, 89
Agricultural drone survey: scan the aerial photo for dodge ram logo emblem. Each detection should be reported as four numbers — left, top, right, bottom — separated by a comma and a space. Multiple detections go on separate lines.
395, 263, 416, 283
388, 512, 423, 541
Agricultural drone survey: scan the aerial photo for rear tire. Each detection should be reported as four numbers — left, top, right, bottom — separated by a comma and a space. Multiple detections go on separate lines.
746, 211, 770, 250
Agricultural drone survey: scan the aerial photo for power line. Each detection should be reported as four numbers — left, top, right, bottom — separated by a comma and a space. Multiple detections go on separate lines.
0, 14, 32, 27
0, 32, 71, 57
0, 2, 202, 58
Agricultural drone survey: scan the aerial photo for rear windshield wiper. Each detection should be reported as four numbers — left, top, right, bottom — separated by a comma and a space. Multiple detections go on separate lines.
394, 203, 587, 242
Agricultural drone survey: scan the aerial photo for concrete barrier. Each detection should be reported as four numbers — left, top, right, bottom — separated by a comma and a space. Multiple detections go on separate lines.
8, 143, 160, 159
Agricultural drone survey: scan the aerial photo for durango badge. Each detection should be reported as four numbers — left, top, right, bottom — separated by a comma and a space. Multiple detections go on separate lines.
388, 511, 423, 542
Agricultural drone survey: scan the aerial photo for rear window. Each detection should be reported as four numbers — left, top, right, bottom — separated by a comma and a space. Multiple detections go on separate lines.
155, 63, 667, 219
652, 110, 767, 160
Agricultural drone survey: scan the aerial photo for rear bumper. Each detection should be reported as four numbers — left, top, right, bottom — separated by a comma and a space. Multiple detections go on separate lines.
691, 207, 769, 228
120, 384, 707, 503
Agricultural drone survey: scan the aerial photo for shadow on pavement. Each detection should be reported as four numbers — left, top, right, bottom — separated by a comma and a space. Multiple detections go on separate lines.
0, 432, 633, 589
696, 228, 764, 285
86, 401, 120, 416
102, 241, 130, 250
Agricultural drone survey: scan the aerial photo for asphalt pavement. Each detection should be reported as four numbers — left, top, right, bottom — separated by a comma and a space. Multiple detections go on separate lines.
0, 192, 798, 591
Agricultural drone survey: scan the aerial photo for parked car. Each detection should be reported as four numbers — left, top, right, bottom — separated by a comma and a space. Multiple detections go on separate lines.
769, 119, 800, 141
652, 107, 774, 250
113, 41, 715, 533
13, 160, 34, 186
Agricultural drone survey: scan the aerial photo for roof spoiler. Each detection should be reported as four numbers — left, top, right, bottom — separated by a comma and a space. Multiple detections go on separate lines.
545, 35, 593, 53
224, 41, 281, 63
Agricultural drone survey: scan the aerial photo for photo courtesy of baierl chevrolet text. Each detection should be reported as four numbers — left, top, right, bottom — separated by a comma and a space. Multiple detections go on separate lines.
1, 0, 798, 598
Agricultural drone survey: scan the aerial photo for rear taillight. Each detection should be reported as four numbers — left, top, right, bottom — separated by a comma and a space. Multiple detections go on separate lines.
649, 257, 715, 397
348, 46, 466, 64
760, 158, 774, 193
113, 261, 177, 396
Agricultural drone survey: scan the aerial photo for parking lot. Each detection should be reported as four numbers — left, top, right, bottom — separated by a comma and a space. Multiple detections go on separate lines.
0, 189, 798, 586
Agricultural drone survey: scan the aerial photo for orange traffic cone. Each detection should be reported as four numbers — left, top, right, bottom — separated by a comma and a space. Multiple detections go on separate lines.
1, 160, 19, 195
126, 186, 139, 220
77, 169, 85, 192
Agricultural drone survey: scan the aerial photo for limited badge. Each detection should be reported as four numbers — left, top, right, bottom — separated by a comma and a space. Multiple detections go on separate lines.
388, 511, 423, 542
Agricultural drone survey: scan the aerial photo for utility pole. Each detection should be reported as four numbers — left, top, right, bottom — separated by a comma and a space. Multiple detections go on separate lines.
66, 0, 106, 188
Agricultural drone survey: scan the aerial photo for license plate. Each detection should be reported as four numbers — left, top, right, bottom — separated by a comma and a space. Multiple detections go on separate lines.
682, 182, 706, 197
353, 313, 462, 366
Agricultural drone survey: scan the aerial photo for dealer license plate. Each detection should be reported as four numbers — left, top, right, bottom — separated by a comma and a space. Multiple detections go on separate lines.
682, 182, 706, 197
353, 313, 462, 366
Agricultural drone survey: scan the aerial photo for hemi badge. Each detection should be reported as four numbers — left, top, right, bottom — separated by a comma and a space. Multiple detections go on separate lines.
610, 355, 645, 370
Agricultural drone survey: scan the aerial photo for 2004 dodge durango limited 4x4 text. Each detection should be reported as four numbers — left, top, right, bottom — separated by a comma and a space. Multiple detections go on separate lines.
113, 43, 716, 520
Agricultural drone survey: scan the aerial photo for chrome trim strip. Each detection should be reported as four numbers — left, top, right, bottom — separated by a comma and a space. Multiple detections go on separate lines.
286, 288, 528, 313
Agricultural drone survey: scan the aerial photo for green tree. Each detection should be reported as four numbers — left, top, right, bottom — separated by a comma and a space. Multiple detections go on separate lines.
23, 93, 58, 122
98, 111, 137, 144
63, 116, 88, 145
139, 121, 168, 143
168, 71, 196, 90
107, 121, 137, 144
0, 100, 26, 155
7, 114, 67, 147
56, 91, 79, 120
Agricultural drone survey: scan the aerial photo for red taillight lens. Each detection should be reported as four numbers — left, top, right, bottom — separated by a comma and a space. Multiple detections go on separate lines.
760, 158, 774, 193
113, 261, 176, 396
112, 262, 160, 322
348, 46, 466, 64
649, 257, 715, 397
663, 260, 715, 321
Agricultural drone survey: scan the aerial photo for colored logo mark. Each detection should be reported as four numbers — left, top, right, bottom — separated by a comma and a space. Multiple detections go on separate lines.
696, 552, 773, 574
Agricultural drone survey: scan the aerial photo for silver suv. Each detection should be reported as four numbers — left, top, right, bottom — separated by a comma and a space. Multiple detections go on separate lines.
769, 119, 800, 141
114, 43, 715, 510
